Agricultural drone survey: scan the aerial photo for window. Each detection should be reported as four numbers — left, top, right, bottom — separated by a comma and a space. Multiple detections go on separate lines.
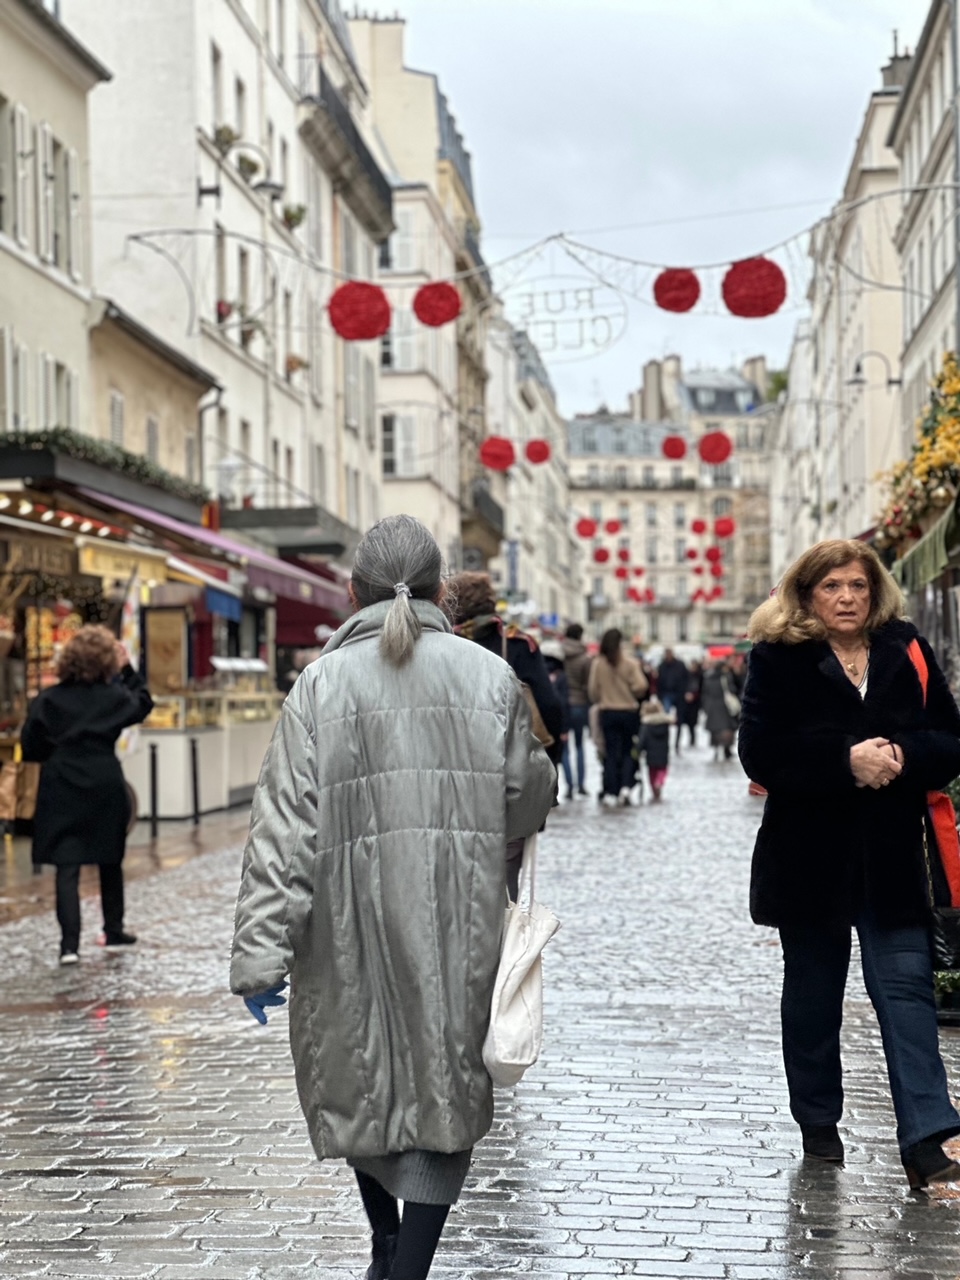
612, 427, 626, 454
674, 502, 685, 528
344, 344, 360, 429
216, 405, 228, 461
645, 501, 657, 527
642, 464, 655, 487
35, 121, 54, 263
109, 389, 124, 446
309, 296, 323, 400
589, 500, 602, 521
386, 209, 416, 272
266, 120, 275, 182
342, 213, 357, 275
617, 502, 630, 527
677, 615, 688, 642
363, 357, 376, 449
312, 442, 326, 504
586, 464, 600, 486
646, 535, 658, 563
697, 388, 716, 409
238, 248, 251, 347
185, 435, 197, 482
306, 159, 323, 258
0, 330, 29, 430
391, 309, 417, 370
282, 289, 292, 378
592, 576, 603, 599
712, 463, 733, 487
234, 78, 246, 138
275, 0, 286, 67
713, 496, 733, 516
215, 225, 227, 320
582, 427, 597, 453
648, 613, 660, 642
613, 465, 627, 488
285, 447, 294, 498
211, 43, 223, 130
674, 537, 686, 562
239, 418, 251, 459
675, 576, 687, 599
280, 137, 288, 193
146, 414, 159, 463
671, 465, 683, 486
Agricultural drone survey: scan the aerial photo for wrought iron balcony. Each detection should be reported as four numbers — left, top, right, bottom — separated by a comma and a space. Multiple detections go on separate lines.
300, 63, 393, 242
470, 481, 504, 537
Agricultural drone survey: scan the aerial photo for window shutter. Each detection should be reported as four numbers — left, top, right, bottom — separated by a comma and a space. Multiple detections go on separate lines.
13, 104, 29, 248
66, 147, 81, 281
344, 344, 359, 428
67, 368, 80, 430
394, 309, 416, 370
0, 329, 12, 432
394, 210, 415, 272
16, 344, 29, 428
363, 357, 375, 448
397, 414, 417, 476
35, 122, 53, 263
109, 390, 124, 445
44, 355, 56, 426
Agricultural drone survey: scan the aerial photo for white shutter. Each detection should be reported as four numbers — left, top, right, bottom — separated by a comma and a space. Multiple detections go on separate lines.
394, 210, 415, 271
67, 368, 80, 430
66, 147, 81, 281
397, 414, 417, 476
109, 390, 124, 445
37, 353, 47, 427
44, 355, 56, 427
394, 309, 416, 370
16, 344, 29, 429
363, 356, 376, 448
35, 122, 53, 262
13, 104, 29, 248
0, 329, 12, 433
344, 344, 359, 428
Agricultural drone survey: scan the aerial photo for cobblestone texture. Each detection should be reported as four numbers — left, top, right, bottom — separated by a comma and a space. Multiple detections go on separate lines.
1, 743, 960, 1278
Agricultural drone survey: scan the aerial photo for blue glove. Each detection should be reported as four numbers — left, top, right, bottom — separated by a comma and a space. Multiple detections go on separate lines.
242, 981, 288, 1025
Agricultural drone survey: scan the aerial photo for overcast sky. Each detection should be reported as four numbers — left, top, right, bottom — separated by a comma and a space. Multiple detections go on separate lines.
389, 0, 934, 414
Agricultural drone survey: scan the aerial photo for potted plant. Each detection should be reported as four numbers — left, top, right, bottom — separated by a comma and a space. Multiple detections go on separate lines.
237, 154, 260, 182
285, 353, 309, 377
216, 299, 234, 324
282, 203, 307, 231
213, 124, 239, 155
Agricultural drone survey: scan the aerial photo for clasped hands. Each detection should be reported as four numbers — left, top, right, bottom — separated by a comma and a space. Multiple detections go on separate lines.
850, 737, 904, 789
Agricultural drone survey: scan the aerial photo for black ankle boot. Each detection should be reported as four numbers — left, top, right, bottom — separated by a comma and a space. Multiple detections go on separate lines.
800, 1123, 844, 1163
902, 1137, 960, 1191
365, 1230, 398, 1280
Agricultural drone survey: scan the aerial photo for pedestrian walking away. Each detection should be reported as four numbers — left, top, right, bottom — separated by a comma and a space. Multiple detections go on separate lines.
739, 538, 960, 1190
450, 570, 562, 898
679, 658, 703, 751
638, 696, 675, 802
561, 622, 593, 797
588, 628, 648, 807
655, 647, 687, 718
540, 639, 574, 798
231, 515, 556, 1280
21, 624, 154, 965
701, 658, 739, 760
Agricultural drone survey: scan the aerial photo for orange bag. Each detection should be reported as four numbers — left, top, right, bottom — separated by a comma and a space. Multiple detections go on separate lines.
907, 639, 960, 908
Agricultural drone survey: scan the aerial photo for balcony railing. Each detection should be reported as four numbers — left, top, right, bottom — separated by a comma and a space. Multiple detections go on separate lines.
301, 63, 393, 240
470, 481, 504, 536
569, 475, 697, 491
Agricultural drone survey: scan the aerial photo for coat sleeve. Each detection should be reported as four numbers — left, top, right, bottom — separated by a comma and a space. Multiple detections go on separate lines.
738, 645, 857, 795
627, 658, 649, 699
504, 674, 557, 842
587, 658, 600, 705
20, 697, 52, 763
894, 635, 960, 790
117, 664, 155, 726
512, 641, 564, 744
230, 678, 318, 996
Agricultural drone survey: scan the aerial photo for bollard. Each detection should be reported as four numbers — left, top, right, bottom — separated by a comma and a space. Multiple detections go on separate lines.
190, 736, 200, 826
149, 742, 159, 839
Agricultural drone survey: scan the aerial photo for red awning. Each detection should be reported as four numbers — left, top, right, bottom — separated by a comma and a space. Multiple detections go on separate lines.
275, 596, 344, 646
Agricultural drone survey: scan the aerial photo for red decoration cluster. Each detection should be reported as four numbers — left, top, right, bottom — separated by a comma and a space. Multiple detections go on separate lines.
329, 282, 392, 340
605, 520, 621, 535
714, 516, 736, 539
478, 436, 516, 472
617, 548, 631, 563
710, 563, 724, 579
721, 257, 787, 318
705, 546, 723, 563
615, 566, 629, 580
662, 435, 687, 461
594, 547, 610, 564
413, 282, 461, 327
653, 269, 700, 314
698, 431, 733, 465
691, 518, 707, 535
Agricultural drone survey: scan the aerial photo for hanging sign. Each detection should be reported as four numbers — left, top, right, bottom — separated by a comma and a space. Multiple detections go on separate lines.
504, 276, 628, 361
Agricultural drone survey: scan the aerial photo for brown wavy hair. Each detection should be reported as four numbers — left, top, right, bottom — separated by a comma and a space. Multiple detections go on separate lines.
57, 625, 120, 684
447, 571, 496, 626
747, 539, 905, 645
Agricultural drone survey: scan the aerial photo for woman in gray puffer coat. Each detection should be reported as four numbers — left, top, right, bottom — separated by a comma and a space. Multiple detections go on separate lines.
231, 515, 556, 1280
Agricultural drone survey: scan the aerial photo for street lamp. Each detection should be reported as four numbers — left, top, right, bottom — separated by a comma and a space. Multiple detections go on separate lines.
846, 350, 902, 389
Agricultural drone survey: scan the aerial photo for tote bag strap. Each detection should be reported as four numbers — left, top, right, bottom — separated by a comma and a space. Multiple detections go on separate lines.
907, 638, 929, 704
516, 832, 538, 912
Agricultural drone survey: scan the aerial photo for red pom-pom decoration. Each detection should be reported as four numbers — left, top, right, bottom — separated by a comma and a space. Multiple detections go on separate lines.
653, 268, 701, 314
604, 520, 621, 535
644, 588, 656, 603
710, 563, 724, 578
693, 565, 704, 575
627, 587, 641, 603
692, 588, 706, 603
329, 281, 392, 340
479, 436, 516, 471
615, 566, 629, 580
721, 256, 787, 318
525, 439, 551, 464
711, 586, 725, 599
662, 434, 687, 460
698, 431, 733, 465
576, 517, 598, 538
594, 547, 610, 563
691, 518, 707, 534
705, 546, 723, 563
633, 567, 645, 578
413, 282, 461, 327
617, 548, 631, 563
715, 516, 736, 539
685, 548, 698, 560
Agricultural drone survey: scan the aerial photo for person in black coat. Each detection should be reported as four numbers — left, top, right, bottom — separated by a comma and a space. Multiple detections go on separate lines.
655, 648, 688, 717
22, 624, 154, 964
678, 660, 702, 751
739, 539, 960, 1189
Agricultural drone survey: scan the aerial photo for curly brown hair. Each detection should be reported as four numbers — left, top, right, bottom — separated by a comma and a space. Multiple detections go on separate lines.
447, 571, 497, 626
57, 625, 120, 684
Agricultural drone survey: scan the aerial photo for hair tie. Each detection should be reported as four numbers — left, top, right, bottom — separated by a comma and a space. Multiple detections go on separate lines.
394, 582, 412, 599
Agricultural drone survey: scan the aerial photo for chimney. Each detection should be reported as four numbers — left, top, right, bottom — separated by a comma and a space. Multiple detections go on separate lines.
741, 355, 768, 402
641, 359, 663, 421
881, 31, 913, 88
660, 355, 683, 421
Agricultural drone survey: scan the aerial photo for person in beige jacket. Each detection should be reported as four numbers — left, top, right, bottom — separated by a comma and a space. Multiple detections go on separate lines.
588, 628, 649, 806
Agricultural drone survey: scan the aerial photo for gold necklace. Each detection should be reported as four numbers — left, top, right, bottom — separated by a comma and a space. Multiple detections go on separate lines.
831, 644, 867, 678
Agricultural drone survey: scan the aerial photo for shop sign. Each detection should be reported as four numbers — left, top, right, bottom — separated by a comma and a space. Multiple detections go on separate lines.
0, 535, 75, 578
145, 609, 187, 694
79, 543, 167, 583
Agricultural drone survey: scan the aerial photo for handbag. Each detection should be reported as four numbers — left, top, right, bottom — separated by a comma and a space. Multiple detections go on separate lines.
720, 674, 742, 719
482, 833, 561, 1086
906, 639, 960, 968
502, 631, 555, 748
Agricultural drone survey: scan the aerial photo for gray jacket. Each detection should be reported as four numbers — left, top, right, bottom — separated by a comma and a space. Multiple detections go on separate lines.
230, 599, 556, 1161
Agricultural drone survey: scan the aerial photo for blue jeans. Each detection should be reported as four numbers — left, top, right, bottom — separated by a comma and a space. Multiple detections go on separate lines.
660, 692, 678, 715
779, 911, 960, 1152
561, 705, 589, 791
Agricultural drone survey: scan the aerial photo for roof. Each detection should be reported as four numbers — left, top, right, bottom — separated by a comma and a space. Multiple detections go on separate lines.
680, 369, 761, 416
319, 0, 366, 93
92, 299, 221, 391
886, 0, 946, 148
511, 330, 554, 397
567, 417, 681, 458
14, 0, 111, 81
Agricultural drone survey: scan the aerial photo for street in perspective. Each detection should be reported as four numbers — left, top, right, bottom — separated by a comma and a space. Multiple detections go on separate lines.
6, 0, 960, 1277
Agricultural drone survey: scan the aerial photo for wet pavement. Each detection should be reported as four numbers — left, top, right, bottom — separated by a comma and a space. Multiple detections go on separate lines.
2, 739, 960, 1278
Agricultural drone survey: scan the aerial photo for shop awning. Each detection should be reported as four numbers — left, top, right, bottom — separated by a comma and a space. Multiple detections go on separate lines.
892, 501, 960, 594
79, 490, 350, 614
275, 594, 345, 646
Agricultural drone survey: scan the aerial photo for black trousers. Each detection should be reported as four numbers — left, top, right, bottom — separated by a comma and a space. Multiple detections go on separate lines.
600, 709, 639, 797
55, 863, 124, 953
355, 1170, 449, 1280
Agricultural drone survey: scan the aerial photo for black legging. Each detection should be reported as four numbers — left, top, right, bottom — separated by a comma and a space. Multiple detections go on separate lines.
356, 1170, 450, 1280
56, 863, 124, 952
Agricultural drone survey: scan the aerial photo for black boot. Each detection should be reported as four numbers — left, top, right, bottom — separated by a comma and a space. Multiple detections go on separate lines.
902, 1137, 960, 1191
365, 1230, 398, 1280
800, 1123, 844, 1163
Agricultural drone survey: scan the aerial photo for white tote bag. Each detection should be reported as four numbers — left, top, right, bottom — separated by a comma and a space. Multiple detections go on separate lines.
482, 833, 561, 1087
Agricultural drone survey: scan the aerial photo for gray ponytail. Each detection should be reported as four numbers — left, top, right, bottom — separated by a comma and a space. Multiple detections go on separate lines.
351, 515, 443, 665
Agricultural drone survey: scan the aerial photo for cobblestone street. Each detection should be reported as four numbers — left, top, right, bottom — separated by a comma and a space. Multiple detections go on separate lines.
2, 741, 960, 1279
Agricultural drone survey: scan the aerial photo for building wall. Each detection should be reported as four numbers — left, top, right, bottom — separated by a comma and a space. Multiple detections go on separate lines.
0, 0, 106, 437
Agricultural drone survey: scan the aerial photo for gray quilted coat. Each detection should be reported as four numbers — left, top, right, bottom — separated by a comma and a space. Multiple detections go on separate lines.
230, 599, 557, 1162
